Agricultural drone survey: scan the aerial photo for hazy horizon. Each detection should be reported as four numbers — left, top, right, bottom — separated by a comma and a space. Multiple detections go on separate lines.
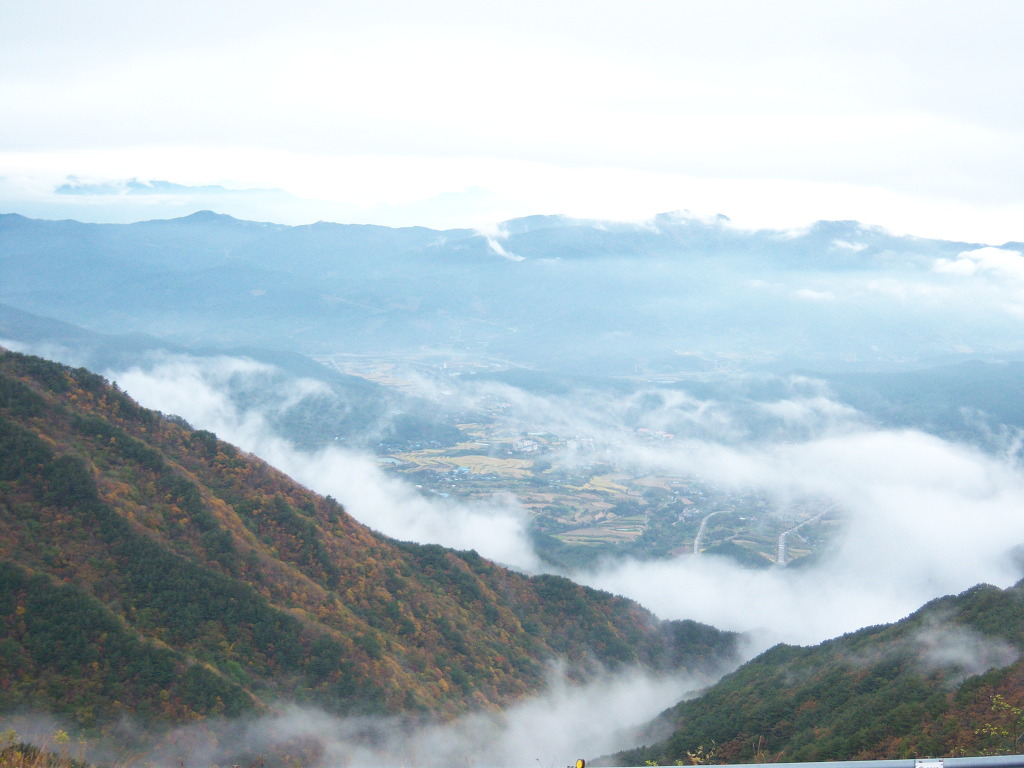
5, 2, 1024, 762
5, 2, 1024, 242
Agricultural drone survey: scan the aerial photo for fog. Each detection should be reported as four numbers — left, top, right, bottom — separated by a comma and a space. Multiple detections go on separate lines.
7, 333, 1024, 765
108, 354, 544, 572
192, 666, 701, 768
103, 352, 1024, 651
450, 376, 1024, 645
913, 619, 1020, 684
1, 664, 713, 768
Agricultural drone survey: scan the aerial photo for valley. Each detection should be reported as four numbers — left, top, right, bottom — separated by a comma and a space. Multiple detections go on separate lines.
4, 210, 1024, 765
6, 3, 1024, 763
319, 352, 840, 569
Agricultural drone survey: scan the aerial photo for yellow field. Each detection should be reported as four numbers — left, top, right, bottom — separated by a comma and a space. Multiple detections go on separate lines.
578, 474, 630, 494
634, 476, 673, 490
395, 451, 533, 478
557, 526, 643, 543
449, 455, 533, 477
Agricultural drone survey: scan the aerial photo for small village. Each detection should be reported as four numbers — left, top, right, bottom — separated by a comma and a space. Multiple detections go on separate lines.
382, 396, 837, 567
320, 351, 840, 567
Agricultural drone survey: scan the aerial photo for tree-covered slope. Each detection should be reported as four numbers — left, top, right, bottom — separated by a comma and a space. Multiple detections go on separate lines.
0, 350, 737, 729
611, 581, 1024, 765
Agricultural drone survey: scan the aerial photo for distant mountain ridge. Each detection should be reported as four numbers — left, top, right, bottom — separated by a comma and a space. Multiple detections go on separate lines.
7, 212, 1024, 764
1, 210, 1008, 373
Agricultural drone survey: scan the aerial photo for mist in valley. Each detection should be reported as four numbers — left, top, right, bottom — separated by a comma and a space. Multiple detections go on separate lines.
11, 226, 1024, 644
2, 663, 718, 768
91, 348, 1024, 647
8, 2, 1024, 763
1, 338, 1009, 766
7, 215, 1024, 764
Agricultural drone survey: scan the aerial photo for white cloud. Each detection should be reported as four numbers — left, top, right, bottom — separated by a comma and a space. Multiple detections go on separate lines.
935, 246, 1024, 281
313, 366, 1024, 648
914, 620, 1020, 682
96, 352, 1024, 652
583, 428, 1024, 645
832, 239, 868, 252
5, 665, 721, 768
404, 372, 1024, 646
67, 665, 715, 768
484, 237, 524, 262
108, 355, 543, 571
3, 3, 1024, 241
757, 396, 859, 429
794, 288, 836, 301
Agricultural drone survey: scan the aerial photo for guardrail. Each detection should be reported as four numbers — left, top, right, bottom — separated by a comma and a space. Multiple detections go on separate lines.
604, 757, 1024, 768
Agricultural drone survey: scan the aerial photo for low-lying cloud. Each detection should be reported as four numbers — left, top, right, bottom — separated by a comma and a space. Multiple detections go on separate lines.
7, 341, 1024, 763
104, 352, 1024, 652
109, 354, 543, 571
397, 368, 1024, 647
579, 427, 1024, 645
7, 666, 710, 768
276, 665, 705, 768
914, 619, 1020, 683
935, 246, 1024, 281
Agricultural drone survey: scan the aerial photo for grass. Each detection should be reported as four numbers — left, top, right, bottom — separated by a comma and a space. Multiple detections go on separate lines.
0, 728, 139, 768
1, 728, 81, 768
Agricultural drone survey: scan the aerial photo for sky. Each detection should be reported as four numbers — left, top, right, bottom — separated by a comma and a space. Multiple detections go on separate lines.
7, 6, 1024, 757
3, 0, 1024, 242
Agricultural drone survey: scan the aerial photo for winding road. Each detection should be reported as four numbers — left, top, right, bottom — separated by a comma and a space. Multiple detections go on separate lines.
693, 511, 723, 554
777, 505, 835, 565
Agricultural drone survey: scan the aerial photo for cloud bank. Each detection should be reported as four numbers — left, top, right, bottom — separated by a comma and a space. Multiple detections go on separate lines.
6, 3, 1024, 242
108, 355, 543, 571
4, 665, 712, 768
4, 342, 1023, 764
103, 353, 1024, 651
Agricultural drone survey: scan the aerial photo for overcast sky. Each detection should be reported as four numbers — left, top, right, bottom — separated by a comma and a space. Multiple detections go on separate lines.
3, 1, 1024, 241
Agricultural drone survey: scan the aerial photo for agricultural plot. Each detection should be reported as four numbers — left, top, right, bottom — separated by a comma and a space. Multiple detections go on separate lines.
343, 356, 843, 568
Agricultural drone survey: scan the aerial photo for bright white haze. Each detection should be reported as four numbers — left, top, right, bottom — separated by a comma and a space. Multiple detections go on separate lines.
3, 1, 1024, 242
103, 353, 1024, 651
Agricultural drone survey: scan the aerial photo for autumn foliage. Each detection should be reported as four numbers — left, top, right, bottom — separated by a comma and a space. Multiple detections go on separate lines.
0, 350, 737, 731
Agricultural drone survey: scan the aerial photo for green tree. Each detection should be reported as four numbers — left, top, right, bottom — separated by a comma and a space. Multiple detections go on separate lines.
976, 694, 1024, 755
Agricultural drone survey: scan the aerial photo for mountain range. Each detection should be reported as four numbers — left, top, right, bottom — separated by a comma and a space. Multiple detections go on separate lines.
7, 348, 1024, 765
3, 210, 1020, 374
0, 349, 737, 756
5, 210, 1024, 765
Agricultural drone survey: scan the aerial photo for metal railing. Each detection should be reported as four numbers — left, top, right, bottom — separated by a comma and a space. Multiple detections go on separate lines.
608, 757, 1024, 768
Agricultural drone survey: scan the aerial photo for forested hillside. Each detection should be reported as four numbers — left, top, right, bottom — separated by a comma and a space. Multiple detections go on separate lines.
611, 581, 1024, 764
0, 350, 737, 729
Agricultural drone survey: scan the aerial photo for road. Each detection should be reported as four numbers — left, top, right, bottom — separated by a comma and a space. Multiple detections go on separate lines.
693, 511, 723, 554
777, 505, 835, 565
